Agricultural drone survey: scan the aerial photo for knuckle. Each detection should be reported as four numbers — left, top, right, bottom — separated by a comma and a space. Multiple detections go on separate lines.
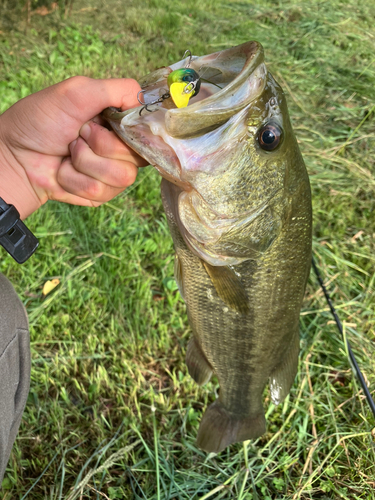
114, 164, 138, 188
124, 165, 138, 186
85, 179, 105, 200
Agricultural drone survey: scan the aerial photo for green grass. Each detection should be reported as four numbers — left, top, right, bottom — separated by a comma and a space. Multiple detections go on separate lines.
0, 0, 374, 498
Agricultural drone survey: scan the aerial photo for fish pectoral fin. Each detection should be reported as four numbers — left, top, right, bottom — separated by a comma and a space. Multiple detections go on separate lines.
202, 261, 250, 315
174, 253, 185, 300
269, 330, 300, 405
186, 337, 213, 385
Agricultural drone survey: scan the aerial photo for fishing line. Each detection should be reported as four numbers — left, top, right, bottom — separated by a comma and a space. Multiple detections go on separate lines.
197, 47, 225, 81
312, 256, 375, 419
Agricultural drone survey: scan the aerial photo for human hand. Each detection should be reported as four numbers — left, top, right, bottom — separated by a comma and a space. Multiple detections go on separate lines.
0, 76, 147, 219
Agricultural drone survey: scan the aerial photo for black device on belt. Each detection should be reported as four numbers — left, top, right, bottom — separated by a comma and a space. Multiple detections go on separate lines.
0, 197, 39, 263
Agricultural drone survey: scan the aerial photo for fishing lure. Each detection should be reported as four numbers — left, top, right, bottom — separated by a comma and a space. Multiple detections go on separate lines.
137, 50, 201, 115
167, 67, 201, 108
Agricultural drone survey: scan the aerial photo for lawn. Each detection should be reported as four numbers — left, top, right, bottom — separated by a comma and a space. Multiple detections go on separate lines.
0, 0, 374, 498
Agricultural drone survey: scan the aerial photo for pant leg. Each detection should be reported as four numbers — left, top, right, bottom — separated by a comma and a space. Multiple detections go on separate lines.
0, 273, 30, 486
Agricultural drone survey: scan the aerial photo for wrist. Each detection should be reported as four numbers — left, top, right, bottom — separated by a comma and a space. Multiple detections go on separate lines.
0, 123, 42, 220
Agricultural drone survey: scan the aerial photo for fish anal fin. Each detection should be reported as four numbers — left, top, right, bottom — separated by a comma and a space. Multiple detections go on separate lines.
186, 337, 213, 386
269, 331, 300, 405
202, 261, 250, 315
196, 400, 266, 453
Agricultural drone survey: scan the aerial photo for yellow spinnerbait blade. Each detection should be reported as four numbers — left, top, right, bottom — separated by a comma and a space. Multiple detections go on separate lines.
170, 82, 192, 108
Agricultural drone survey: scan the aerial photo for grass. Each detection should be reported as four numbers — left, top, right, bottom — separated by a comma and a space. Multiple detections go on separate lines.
0, 0, 374, 498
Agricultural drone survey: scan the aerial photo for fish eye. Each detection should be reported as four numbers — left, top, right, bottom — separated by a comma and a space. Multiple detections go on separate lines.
258, 123, 283, 151
182, 74, 195, 83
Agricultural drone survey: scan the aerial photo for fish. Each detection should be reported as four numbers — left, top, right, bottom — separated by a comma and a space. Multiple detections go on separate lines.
103, 41, 312, 453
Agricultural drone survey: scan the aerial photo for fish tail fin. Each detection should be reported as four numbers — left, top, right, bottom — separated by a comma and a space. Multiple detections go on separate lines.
196, 400, 266, 453
269, 330, 300, 405
186, 337, 213, 385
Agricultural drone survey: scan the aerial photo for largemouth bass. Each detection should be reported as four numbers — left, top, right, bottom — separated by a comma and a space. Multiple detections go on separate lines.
103, 41, 312, 453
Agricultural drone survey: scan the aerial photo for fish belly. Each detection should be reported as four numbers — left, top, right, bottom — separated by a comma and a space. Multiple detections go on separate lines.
161, 178, 312, 453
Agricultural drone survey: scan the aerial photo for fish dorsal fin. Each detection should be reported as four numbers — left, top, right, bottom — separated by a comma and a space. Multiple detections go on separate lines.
202, 261, 249, 315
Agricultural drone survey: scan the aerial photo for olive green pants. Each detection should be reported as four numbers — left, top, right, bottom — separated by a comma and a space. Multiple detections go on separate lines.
0, 273, 30, 486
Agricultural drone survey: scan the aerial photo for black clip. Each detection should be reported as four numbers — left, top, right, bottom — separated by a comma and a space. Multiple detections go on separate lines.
0, 198, 39, 264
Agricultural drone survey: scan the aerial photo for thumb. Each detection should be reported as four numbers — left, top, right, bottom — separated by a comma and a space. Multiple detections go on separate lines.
52, 76, 142, 123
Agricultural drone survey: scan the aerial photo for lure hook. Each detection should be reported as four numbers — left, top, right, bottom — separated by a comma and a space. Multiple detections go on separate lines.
137, 89, 171, 116
137, 90, 146, 106
182, 49, 193, 68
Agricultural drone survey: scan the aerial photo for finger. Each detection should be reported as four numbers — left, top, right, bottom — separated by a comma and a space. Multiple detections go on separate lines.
47, 185, 104, 208
52, 76, 142, 124
69, 137, 138, 188
8, 77, 143, 157
57, 155, 125, 203
79, 120, 148, 166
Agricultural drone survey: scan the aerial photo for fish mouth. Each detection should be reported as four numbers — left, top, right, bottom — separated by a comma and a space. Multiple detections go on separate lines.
103, 41, 267, 185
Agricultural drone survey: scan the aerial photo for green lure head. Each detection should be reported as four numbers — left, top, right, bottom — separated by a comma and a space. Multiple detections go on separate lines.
167, 68, 201, 95
167, 68, 201, 108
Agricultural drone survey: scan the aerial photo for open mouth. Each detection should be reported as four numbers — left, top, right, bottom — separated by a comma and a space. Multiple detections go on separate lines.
103, 41, 267, 185
126, 41, 266, 136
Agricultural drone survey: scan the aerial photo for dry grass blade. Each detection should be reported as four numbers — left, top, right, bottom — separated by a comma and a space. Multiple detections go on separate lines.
65, 440, 141, 500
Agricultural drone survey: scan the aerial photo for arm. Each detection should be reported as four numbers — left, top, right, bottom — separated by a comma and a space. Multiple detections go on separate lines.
0, 76, 147, 219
